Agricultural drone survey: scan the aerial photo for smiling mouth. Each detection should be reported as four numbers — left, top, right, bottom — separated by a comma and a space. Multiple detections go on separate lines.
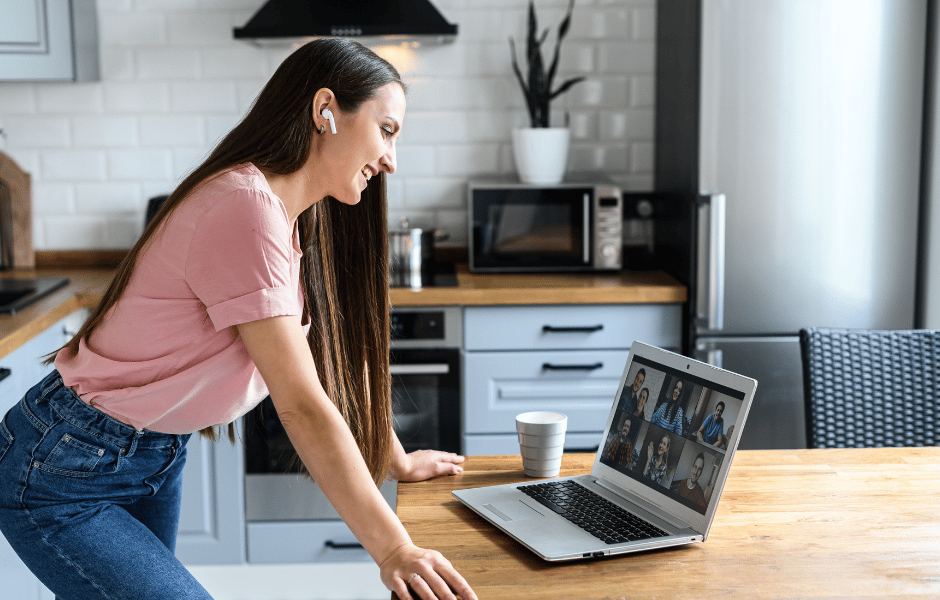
361, 167, 373, 181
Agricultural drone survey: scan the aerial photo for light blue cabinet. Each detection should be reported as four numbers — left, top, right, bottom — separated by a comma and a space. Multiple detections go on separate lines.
462, 304, 682, 455
0, 0, 99, 82
0, 309, 89, 600
176, 428, 246, 565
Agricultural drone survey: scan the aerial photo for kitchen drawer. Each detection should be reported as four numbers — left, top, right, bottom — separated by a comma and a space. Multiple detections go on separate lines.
463, 349, 628, 434
463, 432, 603, 456
463, 304, 681, 351
247, 521, 371, 564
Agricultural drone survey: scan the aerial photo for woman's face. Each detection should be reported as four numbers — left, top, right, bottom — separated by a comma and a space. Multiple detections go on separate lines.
320, 82, 406, 206
638, 389, 648, 411
658, 435, 670, 457
672, 381, 683, 400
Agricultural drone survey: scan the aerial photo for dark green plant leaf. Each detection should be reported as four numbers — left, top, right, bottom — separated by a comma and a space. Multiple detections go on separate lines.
550, 76, 586, 100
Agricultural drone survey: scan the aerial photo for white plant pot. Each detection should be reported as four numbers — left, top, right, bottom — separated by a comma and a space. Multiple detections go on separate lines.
512, 127, 571, 185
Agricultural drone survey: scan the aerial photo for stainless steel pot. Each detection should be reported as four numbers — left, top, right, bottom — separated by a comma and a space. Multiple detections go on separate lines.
388, 218, 448, 287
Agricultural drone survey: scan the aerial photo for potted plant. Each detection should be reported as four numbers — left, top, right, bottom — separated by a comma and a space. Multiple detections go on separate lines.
509, 0, 586, 184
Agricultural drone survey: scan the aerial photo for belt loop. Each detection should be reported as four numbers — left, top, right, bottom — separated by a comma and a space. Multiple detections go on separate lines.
126, 430, 141, 458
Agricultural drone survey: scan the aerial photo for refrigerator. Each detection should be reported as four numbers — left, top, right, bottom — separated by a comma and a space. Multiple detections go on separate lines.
653, 0, 927, 449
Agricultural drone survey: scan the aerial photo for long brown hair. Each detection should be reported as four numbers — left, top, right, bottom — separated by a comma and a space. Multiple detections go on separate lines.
54, 38, 401, 483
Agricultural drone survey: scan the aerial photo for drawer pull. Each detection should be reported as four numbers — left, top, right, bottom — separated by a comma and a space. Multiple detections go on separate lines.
324, 540, 363, 550
542, 362, 603, 371
542, 325, 603, 333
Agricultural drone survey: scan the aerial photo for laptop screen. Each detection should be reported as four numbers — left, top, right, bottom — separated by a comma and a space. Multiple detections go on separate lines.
597, 354, 747, 516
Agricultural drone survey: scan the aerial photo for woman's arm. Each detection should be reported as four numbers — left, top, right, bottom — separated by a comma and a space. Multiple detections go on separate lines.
237, 315, 475, 600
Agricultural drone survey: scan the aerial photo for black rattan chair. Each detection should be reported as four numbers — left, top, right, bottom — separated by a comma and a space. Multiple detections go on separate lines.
799, 327, 940, 448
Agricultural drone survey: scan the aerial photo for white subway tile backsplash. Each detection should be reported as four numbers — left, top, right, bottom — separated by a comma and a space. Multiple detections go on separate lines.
1, 0, 656, 251
36, 84, 104, 114
0, 86, 37, 114
630, 74, 654, 107
107, 149, 173, 181
202, 48, 269, 79
140, 116, 205, 147
104, 216, 144, 248
75, 182, 142, 213
437, 144, 500, 177
3, 117, 69, 148
632, 6, 657, 40
42, 151, 107, 182
73, 117, 139, 147
137, 49, 201, 79
43, 215, 108, 249
395, 146, 437, 178
167, 12, 240, 46
98, 13, 167, 46
404, 178, 466, 210
631, 141, 654, 173
32, 183, 76, 215
99, 47, 136, 80
104, 82, 171, 113
170, 81, 239, 113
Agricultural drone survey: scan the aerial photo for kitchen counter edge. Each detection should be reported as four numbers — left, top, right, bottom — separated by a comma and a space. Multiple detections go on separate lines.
1, 266, 687, 358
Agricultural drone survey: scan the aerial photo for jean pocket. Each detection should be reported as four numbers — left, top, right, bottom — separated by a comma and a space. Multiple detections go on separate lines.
38, 432, 106, 477
0, 415, 13, 464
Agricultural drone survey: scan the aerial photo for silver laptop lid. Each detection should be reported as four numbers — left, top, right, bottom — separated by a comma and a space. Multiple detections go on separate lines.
590, 342, 757, 537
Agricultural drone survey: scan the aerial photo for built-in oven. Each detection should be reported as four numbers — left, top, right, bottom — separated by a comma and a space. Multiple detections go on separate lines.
242, 304, 462, 564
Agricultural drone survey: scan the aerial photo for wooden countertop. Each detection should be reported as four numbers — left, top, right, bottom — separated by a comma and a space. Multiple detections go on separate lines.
0, 269, 111, 358
395, 450, 940, 599
389, 264, 687, 306
0, 264, 686, 358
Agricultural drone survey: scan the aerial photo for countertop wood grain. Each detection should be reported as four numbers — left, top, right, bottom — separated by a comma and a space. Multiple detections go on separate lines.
0, 265, 686, 358
389, 264, 687, 306
0, 269, 112, 358
395, 450, 940, 600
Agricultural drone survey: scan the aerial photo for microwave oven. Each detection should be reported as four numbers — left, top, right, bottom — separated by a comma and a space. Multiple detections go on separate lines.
467, 175, 623, 273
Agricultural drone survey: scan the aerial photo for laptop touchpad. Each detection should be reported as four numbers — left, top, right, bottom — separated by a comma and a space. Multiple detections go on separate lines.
484, 501, 545, 522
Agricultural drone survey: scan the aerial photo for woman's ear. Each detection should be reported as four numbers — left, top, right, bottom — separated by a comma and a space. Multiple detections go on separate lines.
311, 88, 336, 131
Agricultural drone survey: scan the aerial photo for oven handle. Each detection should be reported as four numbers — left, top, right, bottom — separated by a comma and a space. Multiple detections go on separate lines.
390, 363, 450, 376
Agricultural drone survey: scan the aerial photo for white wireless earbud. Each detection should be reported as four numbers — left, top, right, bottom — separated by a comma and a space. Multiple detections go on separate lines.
321, 108, 336, 134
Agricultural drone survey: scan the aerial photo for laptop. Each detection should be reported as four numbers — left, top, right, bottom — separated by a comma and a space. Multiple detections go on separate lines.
452, 341, 757, 561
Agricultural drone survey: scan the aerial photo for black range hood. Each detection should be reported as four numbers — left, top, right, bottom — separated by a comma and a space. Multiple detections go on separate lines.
234, 0, 457, 44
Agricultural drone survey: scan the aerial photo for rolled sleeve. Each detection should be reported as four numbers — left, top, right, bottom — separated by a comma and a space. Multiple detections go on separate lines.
186, 186, 301, 331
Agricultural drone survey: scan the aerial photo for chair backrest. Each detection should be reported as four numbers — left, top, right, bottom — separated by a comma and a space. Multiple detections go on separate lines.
799, 328, 940, 448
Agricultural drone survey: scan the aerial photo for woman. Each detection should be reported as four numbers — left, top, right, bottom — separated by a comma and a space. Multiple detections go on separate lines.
643, 435, 671, 486
0, 39, 475, 600
650, 380, 685, 435
633, 387, 650, 418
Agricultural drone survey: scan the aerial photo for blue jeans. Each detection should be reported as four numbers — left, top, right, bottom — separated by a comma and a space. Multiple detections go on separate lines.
0, 371, 213, 600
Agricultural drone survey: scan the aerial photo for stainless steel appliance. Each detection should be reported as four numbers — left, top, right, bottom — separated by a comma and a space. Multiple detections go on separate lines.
654, 0, 926, 449
468, 174, 623, 273
243, 301, 462, 561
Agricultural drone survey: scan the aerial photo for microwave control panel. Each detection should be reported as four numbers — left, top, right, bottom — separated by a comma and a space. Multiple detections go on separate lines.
594, 186, 623, 270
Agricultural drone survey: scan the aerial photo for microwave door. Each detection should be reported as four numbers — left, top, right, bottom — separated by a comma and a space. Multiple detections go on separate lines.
582, 192, 591, 265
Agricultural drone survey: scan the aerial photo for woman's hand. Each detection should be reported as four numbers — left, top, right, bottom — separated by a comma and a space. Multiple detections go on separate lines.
392, 449, 465, 482
380, 542, 477, 600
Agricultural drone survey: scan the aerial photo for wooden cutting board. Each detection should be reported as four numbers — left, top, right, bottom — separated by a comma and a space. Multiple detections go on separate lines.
0, 151, 34, 268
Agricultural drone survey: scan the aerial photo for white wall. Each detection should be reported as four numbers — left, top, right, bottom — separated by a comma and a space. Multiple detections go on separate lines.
0, 0, 655, 251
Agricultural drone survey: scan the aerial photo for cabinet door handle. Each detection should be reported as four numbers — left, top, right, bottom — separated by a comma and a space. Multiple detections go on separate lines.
324, 540, 363, 550
542, 325, 603, 333
0, 368, 10, 382
542, 362, 603, 371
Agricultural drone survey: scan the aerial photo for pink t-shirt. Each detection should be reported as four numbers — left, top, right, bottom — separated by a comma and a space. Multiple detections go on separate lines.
55, 163, 304, 433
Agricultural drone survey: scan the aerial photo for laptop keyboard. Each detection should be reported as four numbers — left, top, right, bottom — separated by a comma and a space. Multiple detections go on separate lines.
519, 481, 667, 545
